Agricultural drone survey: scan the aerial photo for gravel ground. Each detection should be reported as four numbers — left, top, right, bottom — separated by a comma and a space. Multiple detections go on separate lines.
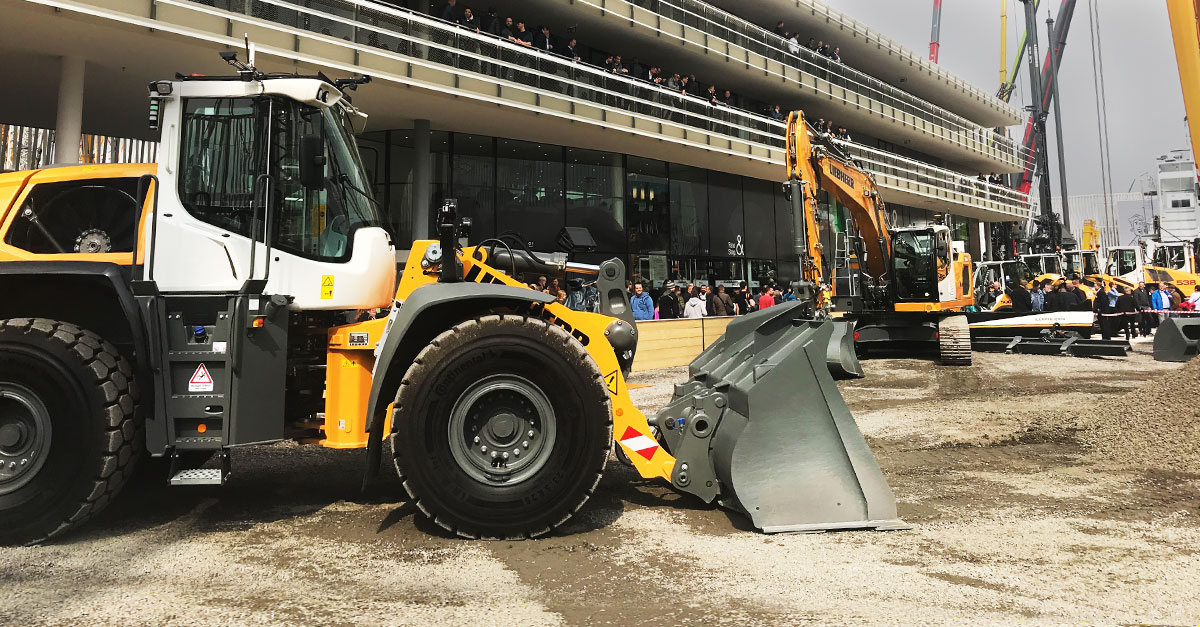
3, 340, 1199, 626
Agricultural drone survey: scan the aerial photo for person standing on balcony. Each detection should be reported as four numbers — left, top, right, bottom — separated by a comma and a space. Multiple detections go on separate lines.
513, 21, 533, 47
769, 105, 784, 121
666, 73, 681, 91
534, 25, 554, 52
774, 21, 788, 38
814, 40, 825, 53
460, 7, 479, 33
438, 0, 458, 23
560, 37, 580, 61
706, 85, 719, 105
807, 37, 817, 51
788, 34, 801, 56
830, 47, 842, 63
819, 42, 831, 57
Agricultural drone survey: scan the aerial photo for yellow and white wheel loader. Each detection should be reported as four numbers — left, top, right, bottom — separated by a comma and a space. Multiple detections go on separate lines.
0, 59, 903, 544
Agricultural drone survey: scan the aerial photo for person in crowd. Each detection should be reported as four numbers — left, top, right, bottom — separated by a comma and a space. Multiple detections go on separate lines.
819, 42, 831, 57
1133, 281, 1153, 336
774, 20, 787, 38
988, 281, 1005, 305
718, 285, 736, 316
666, 72, 681, 91
484, 8, 502, 35
536, 275, 549, 292
683, 289, 707, 318
1040, 281, 1056, 312
700, 285, 715, 316
814, 40, 826, 55
988, 172, 1002, 187
1030, 279, 1046, 312
824, 120, 835, 135
706, 85, 719, 105
836, 126, 851, 141
555, 289, 568, 305
609, 55, 628, 74
549, 277, 562, 295
624, 279, 634, 301
1092, 280, 1112, 339
830, 47, 842, 63
657, 282, 681, 319
788, 33, 801, 56
676, 74, 690, 95
1170, 285, 1187, 309
720, 89, 735, 107
534, 25, 554, 52
758, 286, 776, 310
1188, 288, 1200, 308
1063, 280, 1087, 310
1152, 282, 1173, 322
560, 37, 581, 61
1010, 279, 1032, 312
497, 16, 515, 41
438, 0, 458, 23
460, 7, 480, 32
807, 37, 817, 51
686, 74, 700, 96
1116, 286, 1138, 340
513, 20, 533, 46
630, 281, 654, 321
769, 105, 784, 121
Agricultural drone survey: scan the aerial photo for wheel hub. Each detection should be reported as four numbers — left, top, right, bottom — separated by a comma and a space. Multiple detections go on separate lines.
74, 228, 112, 253
448, 374, 556, 485
0, 384, 52, 494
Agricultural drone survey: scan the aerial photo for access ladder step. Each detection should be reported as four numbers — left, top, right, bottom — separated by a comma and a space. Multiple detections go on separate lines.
170, 468, 226, 486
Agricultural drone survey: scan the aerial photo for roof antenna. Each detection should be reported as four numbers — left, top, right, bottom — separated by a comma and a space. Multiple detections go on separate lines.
245, 34, 256, 69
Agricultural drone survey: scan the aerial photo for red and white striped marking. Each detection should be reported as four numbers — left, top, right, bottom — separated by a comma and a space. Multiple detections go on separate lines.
618, 426, 659, 461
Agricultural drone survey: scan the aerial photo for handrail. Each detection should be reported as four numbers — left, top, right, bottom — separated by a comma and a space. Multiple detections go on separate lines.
615, 0, 1031, 166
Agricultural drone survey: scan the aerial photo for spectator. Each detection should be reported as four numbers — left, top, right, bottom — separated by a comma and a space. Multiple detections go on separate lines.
438, 0, 458, 23
460, 7, 479, 32
498, 16, 515, 41
703, 285, 716, 316
1063, 280, 1087, 310
814, 40, 825, 53
774, 20, 787, 38
769, 105, 784, 121
1041, 281, 1057, 311
1030, 279, 1046, 312
758, 287, 776, 310
534, 25, 554, 52
556, 289, 568, 305
677, 74, 690, 95
788, 34, 801, 56
657, 282, 681, 319
830, 47, 842, 63
988, 172, 1003, 187
609, 55, 628, 74
1093, 280, 1112, 339
1133, 281, 1153, 336
807, 37, 817, 51
819, 42, 831, 57
560, 37, 580, 61
630, 282, 654, 321
536, 275, 548, 291
1010, 279, 1033, 312
666, 73, 681, 90
710, 285, 733, 315
719, 89, 735, 107
625, 279, 634, 301
686, 74, 700, 96
683, 290, 707, 318
513, 21, 533, 46
1189, 288, 1200, 307
706, 85, 719, 105
836, 126, 851, 141
1116, 286, 1138, 340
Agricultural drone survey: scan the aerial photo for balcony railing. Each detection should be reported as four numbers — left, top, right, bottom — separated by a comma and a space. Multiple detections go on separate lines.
614, 0, 1030, 167
834, 139, 1032, 219
1, 124, 157, 171
183, 0, 787, 151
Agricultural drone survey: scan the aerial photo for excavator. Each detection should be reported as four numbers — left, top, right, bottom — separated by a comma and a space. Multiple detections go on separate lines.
0, 57, 903, 545
784, 111, 974, 365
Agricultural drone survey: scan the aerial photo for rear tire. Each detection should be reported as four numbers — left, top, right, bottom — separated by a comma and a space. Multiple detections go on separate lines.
0, 318, 141, 545
391, 315, 612, 539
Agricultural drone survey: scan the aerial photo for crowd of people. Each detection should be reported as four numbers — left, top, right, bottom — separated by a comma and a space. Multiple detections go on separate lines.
431, 3, 854, 124
629, 280, 798, 320
991, 278, 1200, 340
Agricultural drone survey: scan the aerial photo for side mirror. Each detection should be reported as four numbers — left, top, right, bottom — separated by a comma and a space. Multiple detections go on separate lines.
299, 134, 326, 190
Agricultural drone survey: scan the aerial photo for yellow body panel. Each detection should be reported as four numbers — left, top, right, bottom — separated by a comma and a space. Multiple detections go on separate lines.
322, 317, 390, 448
1167, 0, 1200, 174
0, 163, 155, 264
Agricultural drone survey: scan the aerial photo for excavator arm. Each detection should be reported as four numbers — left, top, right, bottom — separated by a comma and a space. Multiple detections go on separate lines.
785, 111, 892, 284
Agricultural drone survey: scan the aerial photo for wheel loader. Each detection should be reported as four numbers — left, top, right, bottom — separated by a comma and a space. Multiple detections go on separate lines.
0, 59, 903, 544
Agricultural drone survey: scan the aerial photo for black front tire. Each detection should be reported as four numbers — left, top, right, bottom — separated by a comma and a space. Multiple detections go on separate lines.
0, 318, 141, 545
391, 314, 612, 539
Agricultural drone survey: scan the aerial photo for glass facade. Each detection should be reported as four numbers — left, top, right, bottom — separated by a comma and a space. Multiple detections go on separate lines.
361, 129, 965, 287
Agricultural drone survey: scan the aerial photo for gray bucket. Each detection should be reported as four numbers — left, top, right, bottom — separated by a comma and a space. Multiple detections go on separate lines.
652, 301, 906, 533
827, 320, 864, 379
1153, 316, 1200, 362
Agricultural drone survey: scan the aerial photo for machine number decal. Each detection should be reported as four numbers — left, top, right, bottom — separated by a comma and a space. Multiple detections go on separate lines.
604, 370, 620, 395
348, 332, 370, 347
189, 364, 214, 392
321, 275, 335, 299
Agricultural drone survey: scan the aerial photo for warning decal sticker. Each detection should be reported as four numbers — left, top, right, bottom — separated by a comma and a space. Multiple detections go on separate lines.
604, 370, 619, 395
320, 275, 335, 300
189, 363, 214, 393
618, 426, 659, 461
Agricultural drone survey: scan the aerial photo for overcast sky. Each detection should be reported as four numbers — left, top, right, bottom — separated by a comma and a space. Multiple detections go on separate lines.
825, 0, 1190, 198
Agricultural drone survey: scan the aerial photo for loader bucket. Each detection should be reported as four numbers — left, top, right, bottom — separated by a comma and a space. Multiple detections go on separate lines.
653, 301, 906, 533
826, 320, 864, 379
1153, 316, 1200, 362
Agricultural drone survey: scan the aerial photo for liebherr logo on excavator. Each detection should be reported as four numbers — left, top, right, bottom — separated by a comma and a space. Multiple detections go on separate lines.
829, 163, 855, 189
464, 263, 591, 346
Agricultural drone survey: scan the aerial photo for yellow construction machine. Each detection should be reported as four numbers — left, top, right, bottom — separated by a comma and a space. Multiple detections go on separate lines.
0, 59, 903, 544
784, 111, 975, 364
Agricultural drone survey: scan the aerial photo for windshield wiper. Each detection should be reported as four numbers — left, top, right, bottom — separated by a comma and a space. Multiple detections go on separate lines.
337, 172, 379, 211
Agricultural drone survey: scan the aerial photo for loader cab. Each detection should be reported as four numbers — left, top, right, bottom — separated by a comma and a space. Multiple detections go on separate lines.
889, 225, 953, 303
1151, 241, 1193, 273
1062, 249, 1100, 280
148, 76, 395, 309
1020, 253, 1062, 278
1106, 247, 1143, 282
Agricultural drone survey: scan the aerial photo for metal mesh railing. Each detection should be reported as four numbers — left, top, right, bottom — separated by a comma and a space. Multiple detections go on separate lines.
181, 0, 787, 150
1, 124, 157, 171
835, 139, 1031, 219
623, 0, 1030, 168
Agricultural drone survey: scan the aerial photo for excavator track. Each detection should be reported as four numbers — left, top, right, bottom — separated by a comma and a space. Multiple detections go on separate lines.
938, 315, 972, 366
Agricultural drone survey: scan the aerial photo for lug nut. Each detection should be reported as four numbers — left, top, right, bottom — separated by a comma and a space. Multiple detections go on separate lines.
481, 446, 488, 453
502, 452, 509, 460
681, 463, 689, 471
473, 436, 481, 444
522, 441, 529, 448
527, 430, 535, 438
491, 451, 499, 459
513, 449, 520, 456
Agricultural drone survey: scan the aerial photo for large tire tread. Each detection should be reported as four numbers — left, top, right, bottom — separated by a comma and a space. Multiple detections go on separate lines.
0, 318, 140, 545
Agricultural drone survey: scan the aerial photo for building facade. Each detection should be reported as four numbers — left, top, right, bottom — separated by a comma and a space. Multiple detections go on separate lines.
0, 0, 1033, 287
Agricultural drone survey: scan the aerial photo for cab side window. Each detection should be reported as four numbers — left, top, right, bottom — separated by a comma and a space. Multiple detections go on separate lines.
4, 177, 140, 254
178, 97, 268, 239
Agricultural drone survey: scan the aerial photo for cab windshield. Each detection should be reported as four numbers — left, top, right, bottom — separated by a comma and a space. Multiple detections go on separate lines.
891, 229, 937, 301
1107, 249, 1139, 276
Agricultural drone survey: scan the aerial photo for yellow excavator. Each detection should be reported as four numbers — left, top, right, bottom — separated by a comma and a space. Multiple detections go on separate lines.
784, 111, 975, 364
0, 58, 903, 545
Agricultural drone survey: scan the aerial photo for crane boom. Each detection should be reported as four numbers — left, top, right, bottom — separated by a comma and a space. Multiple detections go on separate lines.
1167, 0, 1200, 183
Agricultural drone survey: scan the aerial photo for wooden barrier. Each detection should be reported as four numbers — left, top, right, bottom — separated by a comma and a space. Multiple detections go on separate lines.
631, 316, 738, 372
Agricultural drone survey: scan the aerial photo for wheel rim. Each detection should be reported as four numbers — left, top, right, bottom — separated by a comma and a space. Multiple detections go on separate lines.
448, 374, 557, 485
0, 383, 53, 495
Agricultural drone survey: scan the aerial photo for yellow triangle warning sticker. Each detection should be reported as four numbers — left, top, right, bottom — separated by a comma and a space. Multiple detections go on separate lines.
604, 370, 619, 396
321, 275, 335, 287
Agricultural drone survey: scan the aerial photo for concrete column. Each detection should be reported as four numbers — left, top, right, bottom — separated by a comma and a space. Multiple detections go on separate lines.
54, 56, 85, 165
411, 119, 432, 239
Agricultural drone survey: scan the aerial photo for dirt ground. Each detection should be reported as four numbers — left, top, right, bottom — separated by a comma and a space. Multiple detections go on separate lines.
3, 340, 1199, 626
